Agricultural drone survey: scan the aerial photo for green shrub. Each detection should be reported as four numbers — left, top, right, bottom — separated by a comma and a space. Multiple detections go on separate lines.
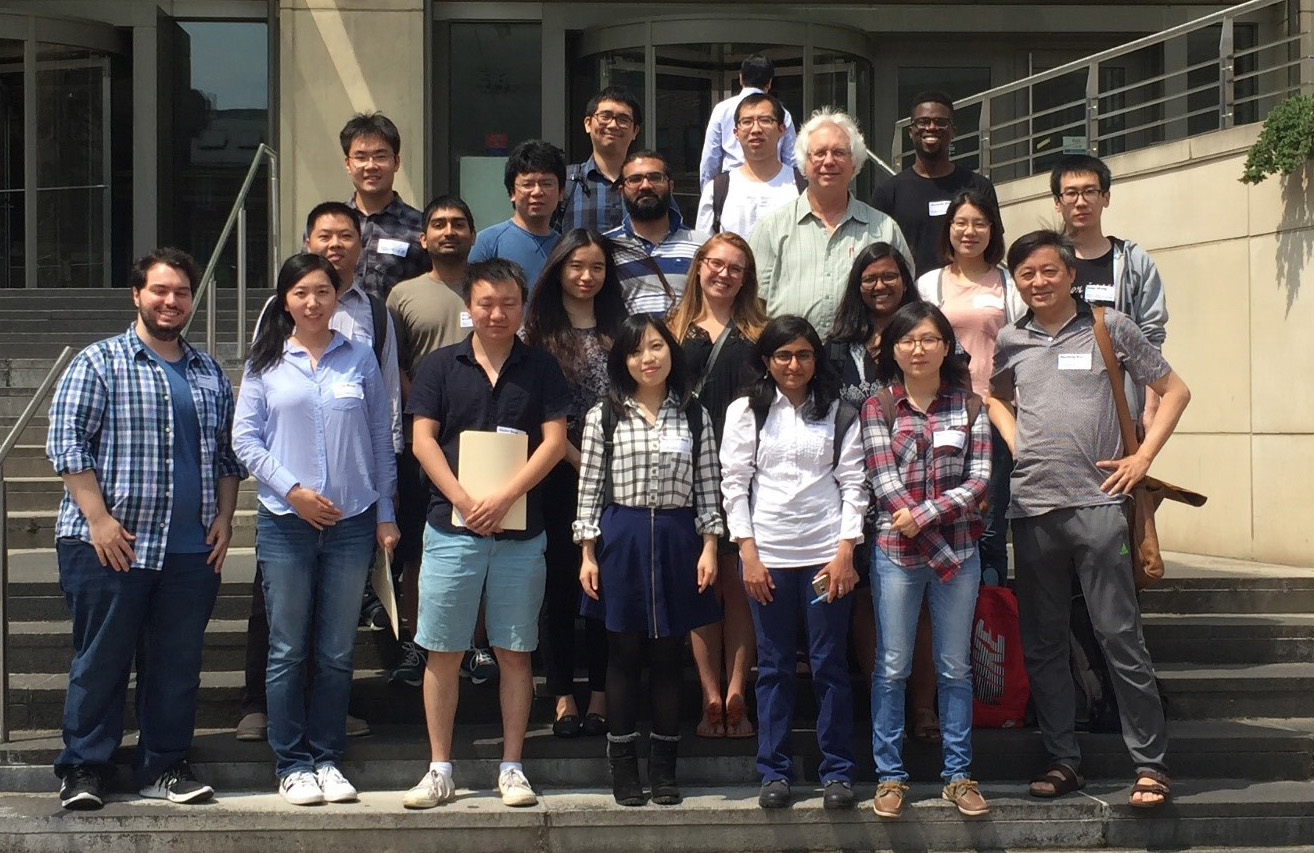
1241, 94, 1314, 184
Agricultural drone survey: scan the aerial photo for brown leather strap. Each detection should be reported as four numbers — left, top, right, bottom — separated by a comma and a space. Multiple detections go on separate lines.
1091, 306, 1140, 455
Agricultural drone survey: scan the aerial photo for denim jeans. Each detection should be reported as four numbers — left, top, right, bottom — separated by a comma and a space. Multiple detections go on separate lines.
55, 539, 219, 787
749, 566, 855, 784
257, 506, 376, 777
870, 547, 981, 783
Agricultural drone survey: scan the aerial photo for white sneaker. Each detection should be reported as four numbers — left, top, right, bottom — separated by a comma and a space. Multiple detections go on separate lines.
315, 764, 358, 803
279, 770, 324, 806
403, 768, 455, 809
497, 767, 537, 807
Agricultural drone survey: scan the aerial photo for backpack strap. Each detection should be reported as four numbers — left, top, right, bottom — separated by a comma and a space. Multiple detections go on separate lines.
966, 393, 982, 430
874, 387, 897, 431
831, 400, 858, 470
792, 168, 808, 193
710, 172, 731, 234
685, 402, 704, 462
368, 293, 387, 368
600, 403, 620, 506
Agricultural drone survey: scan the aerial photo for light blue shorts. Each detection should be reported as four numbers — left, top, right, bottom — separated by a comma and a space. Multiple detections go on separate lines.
415, 524, 547, 653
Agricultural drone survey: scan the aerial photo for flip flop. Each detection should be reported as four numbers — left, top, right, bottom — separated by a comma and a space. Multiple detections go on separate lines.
1128, 770, 1171, 808
1029, 763, 1085, 798
696, 700, 725, 738
724, 695, 755, 739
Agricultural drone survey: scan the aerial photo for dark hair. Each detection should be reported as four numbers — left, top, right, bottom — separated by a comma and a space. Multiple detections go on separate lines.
875, 302, 972, 390
523, 229, 626, 383
1049, 153, 1112, 197
585, 86, 642, 128
740, 53, 775, 89
503, 139, 567, 195
910, 90, 955, 119
605, 315, 690, 415
826, 243, 919, 345
748, 315, 839, 424
939, 189, 1005, 266
421, 194, 475, 231
1006, 229, 1078, 274
339, 112, 401, 156
735, 92, 785, 124
462, 258, 528, 305
129, 247, 201, 295
620, 148, 668, 174
248, 253, 341, 375
305, 201, 361, 239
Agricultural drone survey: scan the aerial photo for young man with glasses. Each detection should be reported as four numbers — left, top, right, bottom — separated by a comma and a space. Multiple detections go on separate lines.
873, 92, 999, 277
470, 139, 567, 288
342, 112, 428, 300
694, 93, 806, 238
557, 87, 643, 233
699, 53, 798, 189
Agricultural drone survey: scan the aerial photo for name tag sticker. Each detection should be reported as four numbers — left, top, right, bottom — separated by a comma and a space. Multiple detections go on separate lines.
332, 382, 364, 400
928, 200, 951, 216
972, 294, 1006, 311
459, 311, 474, 328
194, 376, 219, 393
1084, 283, 1116, 304
933, 429, 967, 450
1058, 353, 1093, 371
496, 426, 527, 436
660, 434, 693, 456
377, 238, 410, 258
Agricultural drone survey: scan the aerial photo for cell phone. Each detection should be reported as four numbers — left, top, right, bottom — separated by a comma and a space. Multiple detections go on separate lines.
811, 573, 829, 597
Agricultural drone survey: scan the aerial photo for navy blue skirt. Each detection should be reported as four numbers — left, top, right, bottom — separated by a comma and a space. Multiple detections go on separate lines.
581, 504, 722, 638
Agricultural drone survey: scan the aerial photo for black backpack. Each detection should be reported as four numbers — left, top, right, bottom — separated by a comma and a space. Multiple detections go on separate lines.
748, 399, 858, 471
709, 168, 808, 234
598, 402, 704, 504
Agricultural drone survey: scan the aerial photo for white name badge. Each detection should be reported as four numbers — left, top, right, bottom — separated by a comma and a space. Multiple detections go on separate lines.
459, 311, 474, 328
972, 294, 1006, 311
932, 429, 967, 450
660, 434, 693, 456
1084, 283, 1116, 304
928, 199, 951, 216
332, 381, 364, 399
1058, 353, 1093, 371
496, 426, 527, 436
194, 375, 220, 393
377, 238, 410, 258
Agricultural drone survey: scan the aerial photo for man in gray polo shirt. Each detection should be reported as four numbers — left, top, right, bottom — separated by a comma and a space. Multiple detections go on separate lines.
987, 230, 1191, 808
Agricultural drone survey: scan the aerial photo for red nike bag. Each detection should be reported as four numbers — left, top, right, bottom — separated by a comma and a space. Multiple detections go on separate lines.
971, 585, 1030, 728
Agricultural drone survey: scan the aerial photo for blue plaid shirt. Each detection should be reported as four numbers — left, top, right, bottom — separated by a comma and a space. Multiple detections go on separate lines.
558, 157, 627, 234
47, 327, 246, 571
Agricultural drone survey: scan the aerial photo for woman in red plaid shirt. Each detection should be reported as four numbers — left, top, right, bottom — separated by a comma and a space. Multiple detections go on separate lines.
861, 301, 992, 820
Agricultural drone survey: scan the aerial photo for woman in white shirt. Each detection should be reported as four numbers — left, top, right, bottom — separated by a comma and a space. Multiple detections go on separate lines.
719, 315, 868, 812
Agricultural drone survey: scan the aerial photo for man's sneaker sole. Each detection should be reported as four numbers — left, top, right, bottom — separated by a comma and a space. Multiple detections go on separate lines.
139, 783, 215, 804
60, 790, 104, 810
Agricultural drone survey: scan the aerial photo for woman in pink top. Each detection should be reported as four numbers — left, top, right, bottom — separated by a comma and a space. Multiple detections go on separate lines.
915, 190, 1022, 586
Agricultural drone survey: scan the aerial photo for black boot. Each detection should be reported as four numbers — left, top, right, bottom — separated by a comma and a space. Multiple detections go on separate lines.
649, 735, 681, 805
608, 735, 645, 806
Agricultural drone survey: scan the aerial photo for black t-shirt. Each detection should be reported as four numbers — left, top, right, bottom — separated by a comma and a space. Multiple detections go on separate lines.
1072, 246, 1116, 306
405, 335, 572, 539
871, 164, 999, 276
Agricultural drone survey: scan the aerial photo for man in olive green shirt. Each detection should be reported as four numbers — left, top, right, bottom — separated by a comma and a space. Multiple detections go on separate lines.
748, 108, 912, 331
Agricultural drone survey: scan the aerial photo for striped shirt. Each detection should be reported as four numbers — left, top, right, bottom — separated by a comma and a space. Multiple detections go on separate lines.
47, 327, 247, 571
604, 211, 710, 316
861, 383, 990, 579
572, 395, 725, 542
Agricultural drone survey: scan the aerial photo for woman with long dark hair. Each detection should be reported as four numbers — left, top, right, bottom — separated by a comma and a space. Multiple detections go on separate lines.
574, 315, 723, 807
667, 231, 768, 740
826, 241, 921, 407
233, 253, 399, 805
862, 301, 991, 819
719, 315, 868, 811
523, 228, 627, 738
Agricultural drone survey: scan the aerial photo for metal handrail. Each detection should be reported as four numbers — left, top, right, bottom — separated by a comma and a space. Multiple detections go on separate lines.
0, 345, 76, 743
184, 143, 280, 358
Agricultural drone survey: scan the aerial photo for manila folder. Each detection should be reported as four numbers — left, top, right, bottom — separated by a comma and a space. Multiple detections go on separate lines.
452, 430, 529, 531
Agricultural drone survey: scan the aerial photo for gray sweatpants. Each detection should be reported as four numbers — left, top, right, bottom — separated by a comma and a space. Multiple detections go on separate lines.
1012, 504, 1168, 774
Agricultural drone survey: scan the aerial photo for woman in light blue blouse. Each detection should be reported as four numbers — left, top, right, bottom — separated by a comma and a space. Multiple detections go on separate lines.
233, 253, 399, 807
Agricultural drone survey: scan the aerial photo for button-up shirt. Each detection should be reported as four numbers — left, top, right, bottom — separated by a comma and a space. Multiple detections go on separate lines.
720, 393, 867, 569
698, 87, 798, 188
748, 193, 914, 333
558, 155, 628, 233
233, 333, 397, 524
860, 383, 991, 580
604, 210, 710, 316
573, 395, 725, 542
329, 283, 404, 453
47, 327, 246, 571
348, 193, 428, 300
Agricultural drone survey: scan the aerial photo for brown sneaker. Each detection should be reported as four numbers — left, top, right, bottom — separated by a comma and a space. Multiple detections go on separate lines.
872, 780, 908, 818
942, 778, 989, 816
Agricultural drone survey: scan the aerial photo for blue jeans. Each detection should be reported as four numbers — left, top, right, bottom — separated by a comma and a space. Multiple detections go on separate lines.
257, 506, 376, 778
55, 539, 219, 787
870, 547, 981, 784
749, 566, 855, 784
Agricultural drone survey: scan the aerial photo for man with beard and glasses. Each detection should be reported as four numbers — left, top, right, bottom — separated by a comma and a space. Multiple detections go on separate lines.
47, 248, 246, 810
604, 150, 711, 315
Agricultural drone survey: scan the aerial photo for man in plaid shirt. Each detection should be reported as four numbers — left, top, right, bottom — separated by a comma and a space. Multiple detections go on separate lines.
46, 248, 245, 811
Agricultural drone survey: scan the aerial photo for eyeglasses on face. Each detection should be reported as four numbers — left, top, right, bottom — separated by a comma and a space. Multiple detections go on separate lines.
770, 350, 816, 365
514, 178, 559, 192
349, 152, 395, 166
701, 256, 746, 278
806, 147, 852, 163
736, 115, 780, 129
1058, 187, 1105, 203
591, 110, 635, 129
860, 271, 904, 288
621, 171, 670, 187
894, 336, 945, 352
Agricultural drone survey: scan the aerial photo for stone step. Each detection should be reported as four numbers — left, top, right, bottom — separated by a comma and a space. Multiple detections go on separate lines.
1141, 576, 1314, 615
1, 477, 259, 513
4, 509, 259, 550
0, 779, 1310, 852
1156, 662, 1314, 719
1142, 613, 1314, 664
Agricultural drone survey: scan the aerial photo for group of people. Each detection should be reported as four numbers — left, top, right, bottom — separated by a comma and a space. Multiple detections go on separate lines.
48, 52, 1189, 821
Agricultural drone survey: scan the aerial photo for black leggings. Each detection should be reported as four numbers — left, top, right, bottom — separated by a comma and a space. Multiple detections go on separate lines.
606, 630, 685, 738
540, 462, 608, 696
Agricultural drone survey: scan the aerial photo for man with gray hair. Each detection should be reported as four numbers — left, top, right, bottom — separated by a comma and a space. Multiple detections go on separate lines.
748, 108, 913, 332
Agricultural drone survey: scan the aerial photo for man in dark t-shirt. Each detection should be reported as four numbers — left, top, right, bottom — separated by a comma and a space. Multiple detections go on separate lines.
873, 91, 999, 276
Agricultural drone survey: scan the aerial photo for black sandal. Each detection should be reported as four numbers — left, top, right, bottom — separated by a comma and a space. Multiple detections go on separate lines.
552, 714, 582, 738
1028, 763, 1084, 798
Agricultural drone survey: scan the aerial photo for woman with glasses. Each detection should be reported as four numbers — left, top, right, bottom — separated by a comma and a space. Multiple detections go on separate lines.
719, 315, 867, 811
667, 232, 769, 740
862, 301, 991, 820
523, 229, 627, 739
915, 190, 1024, 586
